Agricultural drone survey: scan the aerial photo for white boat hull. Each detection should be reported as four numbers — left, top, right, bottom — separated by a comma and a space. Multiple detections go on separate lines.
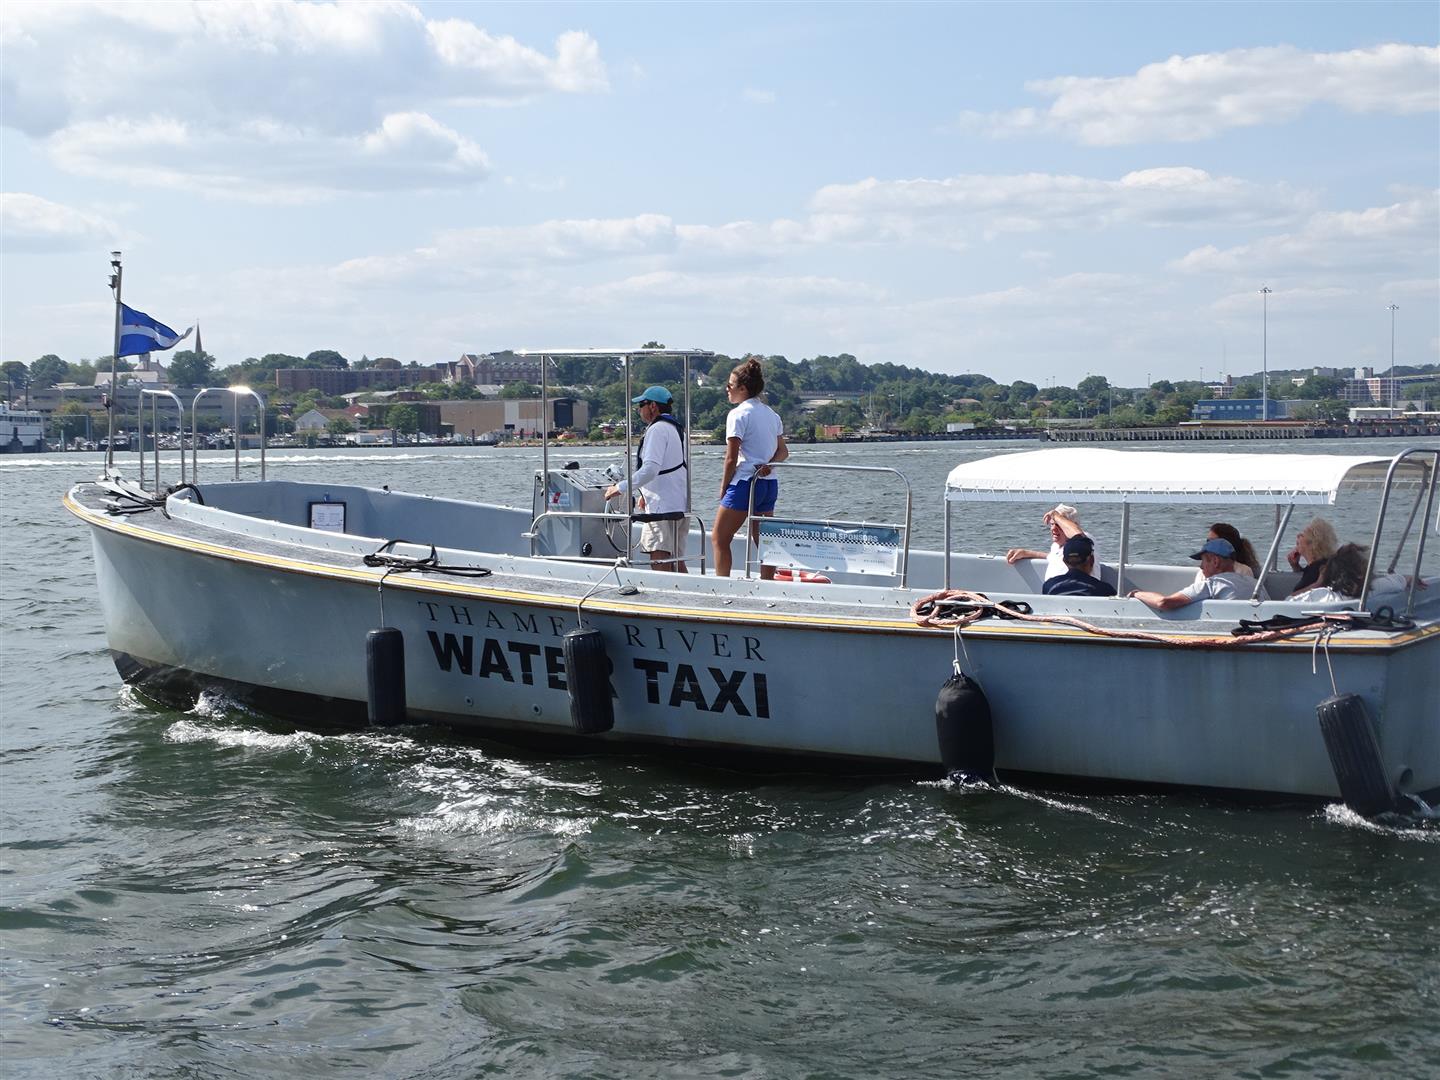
74, 480, 1439, 800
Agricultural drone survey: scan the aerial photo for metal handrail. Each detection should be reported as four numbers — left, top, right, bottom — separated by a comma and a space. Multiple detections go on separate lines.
1360, 448, 1438, 615
191, 387, 267, 482
743, 461, 913, 585
524, 508, 709, 574
138, 388, 185, 493
525, 508, 632, 556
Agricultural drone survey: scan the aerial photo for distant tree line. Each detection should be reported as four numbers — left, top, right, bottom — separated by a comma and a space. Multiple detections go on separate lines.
6, 345, 1437, 440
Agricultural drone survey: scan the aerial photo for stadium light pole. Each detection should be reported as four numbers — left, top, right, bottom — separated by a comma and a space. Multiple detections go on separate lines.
1387, 302, 1398, 411
1259, 286, 1272, 421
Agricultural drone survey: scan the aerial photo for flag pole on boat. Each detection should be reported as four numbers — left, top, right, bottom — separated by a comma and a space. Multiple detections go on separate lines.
106, 252, 123, 477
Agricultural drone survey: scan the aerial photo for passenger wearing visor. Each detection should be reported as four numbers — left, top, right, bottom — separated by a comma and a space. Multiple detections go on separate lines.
1129, 537, 1250, 610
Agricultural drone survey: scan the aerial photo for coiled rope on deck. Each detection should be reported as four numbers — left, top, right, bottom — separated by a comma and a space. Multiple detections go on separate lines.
364, 539, 493, 626
909, 588, 1349, 647
362, 539, 493, 579
100, 481, 205, 519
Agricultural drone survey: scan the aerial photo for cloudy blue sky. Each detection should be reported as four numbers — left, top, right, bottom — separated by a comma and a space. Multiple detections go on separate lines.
2, 1, 1436, 388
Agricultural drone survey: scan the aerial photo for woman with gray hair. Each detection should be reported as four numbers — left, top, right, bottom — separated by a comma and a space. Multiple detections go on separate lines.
1287, 517, 1338, 596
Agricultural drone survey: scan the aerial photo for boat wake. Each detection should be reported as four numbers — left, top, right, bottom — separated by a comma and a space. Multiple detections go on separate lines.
398, 798, 594, 838
1323, 801, 1440, 840
164, 717, 324, 754
922, 776, 1123, 824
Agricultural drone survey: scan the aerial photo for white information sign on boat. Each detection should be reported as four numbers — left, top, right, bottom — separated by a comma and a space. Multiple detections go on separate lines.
758, 519, 902, 575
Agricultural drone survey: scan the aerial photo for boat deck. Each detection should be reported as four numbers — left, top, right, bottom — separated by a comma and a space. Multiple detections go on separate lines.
66, 478, 1438, 649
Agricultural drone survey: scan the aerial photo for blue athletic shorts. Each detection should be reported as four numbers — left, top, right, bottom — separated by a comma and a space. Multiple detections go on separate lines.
720, 476, 778, 513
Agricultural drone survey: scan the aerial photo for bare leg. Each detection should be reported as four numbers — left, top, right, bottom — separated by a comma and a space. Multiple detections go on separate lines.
711, 506, 748, 577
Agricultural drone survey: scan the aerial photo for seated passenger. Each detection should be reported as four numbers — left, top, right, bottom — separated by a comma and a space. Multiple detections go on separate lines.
1192, 523, 1260, 584
1286, 517, 1338, 596
1290, 542, 1430, 603
1043, 536, 1116, 597
1006, 503, 1097, 580
1128, 537, 1251, 610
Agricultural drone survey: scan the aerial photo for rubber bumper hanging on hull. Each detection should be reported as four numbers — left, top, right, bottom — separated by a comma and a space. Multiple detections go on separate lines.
935, 672, 996, 785
564, 627, 615, 734
1316, 693, 1401, 817
366, 627, 407, 726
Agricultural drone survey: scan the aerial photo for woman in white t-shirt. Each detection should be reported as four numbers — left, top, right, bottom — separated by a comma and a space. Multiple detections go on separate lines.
711, 356, 788, 578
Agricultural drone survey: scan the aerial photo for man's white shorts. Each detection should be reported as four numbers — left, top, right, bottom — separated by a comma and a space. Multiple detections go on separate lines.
639, 517, 686, 557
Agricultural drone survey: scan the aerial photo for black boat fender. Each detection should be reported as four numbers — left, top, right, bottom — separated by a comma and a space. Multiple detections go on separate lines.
1316, 692, 1401, 817
935, 670, 996, 786
366, 627, 407, 726
564, 627, 615, 735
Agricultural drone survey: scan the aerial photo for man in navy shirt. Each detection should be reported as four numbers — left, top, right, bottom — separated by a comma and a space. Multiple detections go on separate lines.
1042, 535, 1116, 597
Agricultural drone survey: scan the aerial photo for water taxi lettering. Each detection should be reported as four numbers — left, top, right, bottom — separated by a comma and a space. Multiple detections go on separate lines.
422, 610, 771, 719
622, 623, 764, 661
427, 631, 569, 689
418, 602, 569, 638
632, 658, 770, 718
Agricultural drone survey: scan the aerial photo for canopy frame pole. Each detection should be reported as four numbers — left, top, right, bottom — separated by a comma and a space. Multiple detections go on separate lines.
943, 498, 952, 590
1254, 505, 1294, 601
1115, 501, 1130, 596
1271, 506, 1284, 571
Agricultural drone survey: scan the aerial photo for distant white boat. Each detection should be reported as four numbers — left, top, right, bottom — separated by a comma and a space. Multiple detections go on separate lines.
1, 404, 45, 453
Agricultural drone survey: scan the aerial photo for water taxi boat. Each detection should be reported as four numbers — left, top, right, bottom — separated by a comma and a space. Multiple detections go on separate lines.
65, 351, 1439, 806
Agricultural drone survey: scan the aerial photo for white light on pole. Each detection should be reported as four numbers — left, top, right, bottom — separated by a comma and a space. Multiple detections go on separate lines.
1387, 302, 1399, 411
1259, 286, 1272, 421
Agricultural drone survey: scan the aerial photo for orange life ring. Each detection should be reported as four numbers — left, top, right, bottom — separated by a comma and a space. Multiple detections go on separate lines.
774, 568, 831, 584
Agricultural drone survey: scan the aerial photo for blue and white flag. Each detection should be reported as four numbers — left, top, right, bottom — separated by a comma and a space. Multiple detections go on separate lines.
117, 303, 192, 358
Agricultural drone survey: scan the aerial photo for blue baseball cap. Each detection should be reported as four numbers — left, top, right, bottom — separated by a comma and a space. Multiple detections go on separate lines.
1190, 537, 1235, 560
631, 386, 673, 406
1061, 535, 1094, 560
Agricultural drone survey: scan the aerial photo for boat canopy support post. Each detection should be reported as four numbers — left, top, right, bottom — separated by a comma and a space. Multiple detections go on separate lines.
1115, 501, 1131, 596
943, 498, 952, 590
1254, 505, 1294, 602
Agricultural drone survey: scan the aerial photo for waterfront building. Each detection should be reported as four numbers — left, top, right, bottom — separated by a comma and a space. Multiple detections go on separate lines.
435, 352, 543, 386
1191, 398, 1288, 421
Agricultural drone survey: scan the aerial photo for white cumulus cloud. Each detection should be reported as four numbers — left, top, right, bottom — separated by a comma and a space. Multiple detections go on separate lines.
810, 168, 1313, 244
1173, 192, 1439, 276
0, 192, 120, 252
1, 0, 606, 199
957, 44, 1439, 145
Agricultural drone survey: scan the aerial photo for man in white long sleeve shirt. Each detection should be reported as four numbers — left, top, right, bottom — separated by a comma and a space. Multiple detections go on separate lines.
604, 385, 690, 572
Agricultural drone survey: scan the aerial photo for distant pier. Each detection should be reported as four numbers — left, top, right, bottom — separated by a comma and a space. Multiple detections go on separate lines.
1044, 421, 1440, 443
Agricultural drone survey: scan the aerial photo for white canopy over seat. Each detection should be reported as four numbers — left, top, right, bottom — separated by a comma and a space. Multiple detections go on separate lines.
944, 448, 1419, 505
